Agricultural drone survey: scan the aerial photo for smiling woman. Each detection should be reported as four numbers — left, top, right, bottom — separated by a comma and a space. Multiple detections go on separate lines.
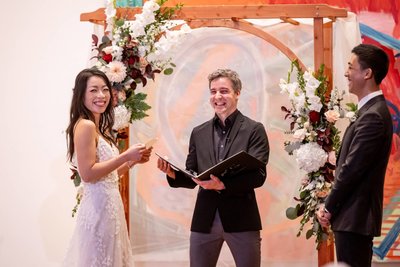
63, 68, 152, 266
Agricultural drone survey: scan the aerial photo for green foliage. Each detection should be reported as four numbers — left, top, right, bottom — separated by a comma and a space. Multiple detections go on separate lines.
125, 92, 151, 121
346, 102, 358, 112
163, 68, 173, 75
73, 172, 81, 187
286, 206, 299, 220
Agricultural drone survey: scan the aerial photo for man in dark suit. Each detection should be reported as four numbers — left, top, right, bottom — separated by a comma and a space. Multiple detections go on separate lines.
318, 44, 393, 267
157, 69, 269, 267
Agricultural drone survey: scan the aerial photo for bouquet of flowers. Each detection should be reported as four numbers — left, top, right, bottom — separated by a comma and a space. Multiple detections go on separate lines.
280, 60, 344, 246
70, 0, 190, 217
93, 0, 191, 130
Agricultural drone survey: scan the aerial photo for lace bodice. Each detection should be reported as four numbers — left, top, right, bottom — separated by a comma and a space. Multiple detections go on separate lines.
72, 136, 119, 184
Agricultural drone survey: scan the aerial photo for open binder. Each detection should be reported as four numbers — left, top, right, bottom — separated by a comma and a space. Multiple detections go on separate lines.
156, 150, 265, 181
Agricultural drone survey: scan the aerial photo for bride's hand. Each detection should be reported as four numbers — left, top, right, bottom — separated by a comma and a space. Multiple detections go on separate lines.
126, 143, 146, 162
136, 147, 153, 164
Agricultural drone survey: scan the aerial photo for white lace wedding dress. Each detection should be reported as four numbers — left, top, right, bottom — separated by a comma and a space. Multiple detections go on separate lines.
63, 137, 134, 267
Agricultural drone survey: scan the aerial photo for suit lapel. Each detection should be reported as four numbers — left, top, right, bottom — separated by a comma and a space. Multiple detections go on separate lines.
337, 122, 354, 164
337, 95, 386, 165
357, 95, 385, 117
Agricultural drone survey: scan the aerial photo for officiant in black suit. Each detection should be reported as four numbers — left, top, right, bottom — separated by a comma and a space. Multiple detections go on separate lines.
157, 69, 269, 267
318, 44, 393, 267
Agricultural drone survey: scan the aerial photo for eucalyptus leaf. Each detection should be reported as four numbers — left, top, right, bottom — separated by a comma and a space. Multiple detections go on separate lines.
115, 18, 125, 27
305, 229, 314, 239
286, 207, 299, 220
73, 173, 81, 187
163, 68, 173, 75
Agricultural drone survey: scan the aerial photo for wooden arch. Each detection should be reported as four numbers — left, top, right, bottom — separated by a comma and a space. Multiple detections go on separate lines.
81, 3, 347, 266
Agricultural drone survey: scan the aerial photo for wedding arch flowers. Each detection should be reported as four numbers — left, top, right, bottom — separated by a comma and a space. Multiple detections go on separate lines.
280, 60, 344, 246
93, 0, 191, 129
70, 0, 190, 217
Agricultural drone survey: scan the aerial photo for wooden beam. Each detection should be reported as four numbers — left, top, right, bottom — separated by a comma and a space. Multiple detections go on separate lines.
187, 18, 306, 69
80, 5, 347, 23
174, 5, 348, 20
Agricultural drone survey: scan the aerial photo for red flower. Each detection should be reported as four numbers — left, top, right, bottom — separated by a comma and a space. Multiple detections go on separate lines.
309, 110, 320, 124
102, 53, 112, 63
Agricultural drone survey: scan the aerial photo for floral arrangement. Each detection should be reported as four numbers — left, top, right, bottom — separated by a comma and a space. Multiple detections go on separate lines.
93, 0, 191, 130
70, 0, 190, 217
280, 60, 345, 246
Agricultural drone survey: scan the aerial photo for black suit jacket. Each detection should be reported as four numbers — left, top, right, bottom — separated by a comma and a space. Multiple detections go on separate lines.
167, 111, 269, 233
325, 95, 393, 236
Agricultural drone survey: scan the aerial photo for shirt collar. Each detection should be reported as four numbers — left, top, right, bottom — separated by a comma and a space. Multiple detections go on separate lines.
213, 109, 239, 128
358, 90, 383, 110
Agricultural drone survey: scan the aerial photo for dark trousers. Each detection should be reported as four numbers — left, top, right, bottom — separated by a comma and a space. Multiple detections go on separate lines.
334, 231, 373, 267
189, 212, 261, 267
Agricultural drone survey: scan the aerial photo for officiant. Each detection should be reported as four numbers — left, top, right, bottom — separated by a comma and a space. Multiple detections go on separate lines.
157, 69, 269, 267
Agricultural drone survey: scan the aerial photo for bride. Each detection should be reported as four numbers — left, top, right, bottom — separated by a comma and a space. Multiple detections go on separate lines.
63, 68, 151, 266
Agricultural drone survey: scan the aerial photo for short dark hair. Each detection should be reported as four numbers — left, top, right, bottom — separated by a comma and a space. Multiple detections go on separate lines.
351, 44, 389, 85
208, 69, 242, 93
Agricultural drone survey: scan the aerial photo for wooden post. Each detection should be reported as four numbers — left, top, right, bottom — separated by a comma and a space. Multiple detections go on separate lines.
117, 127, 130, 231
314, 17, 324, 72
318, 233, 335, 266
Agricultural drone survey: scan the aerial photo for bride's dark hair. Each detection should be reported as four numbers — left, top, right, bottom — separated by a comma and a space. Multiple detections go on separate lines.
66, 68, 116, 161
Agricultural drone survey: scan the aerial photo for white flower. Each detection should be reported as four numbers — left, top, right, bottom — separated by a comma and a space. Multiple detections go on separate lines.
305, 74, 321, 91
143, 0, 160, 12
294, 142, 328, 173
111, 45, 123, 61
307, 95, 323, 111
102, 46, 113, 54
130, 20, 147, 38
305, 179, 317, 190
138, 45, 149, 57
113, 105, 132, 130
104, 0, 116, 32
118, 90, 127, 102
137, 11, 156, 26
105, 61, 127, 83
345, 111, 357, 122
293, 93, 306, 114
293, 128, 307, 141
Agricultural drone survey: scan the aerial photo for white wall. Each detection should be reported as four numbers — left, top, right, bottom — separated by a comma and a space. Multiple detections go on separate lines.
0, 0, 102, 266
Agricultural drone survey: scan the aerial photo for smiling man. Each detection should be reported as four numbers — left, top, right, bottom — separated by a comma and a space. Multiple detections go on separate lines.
158, 69, 270, 267
317, 44, 393, 267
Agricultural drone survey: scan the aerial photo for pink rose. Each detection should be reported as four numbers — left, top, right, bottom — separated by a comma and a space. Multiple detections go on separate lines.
325, 110, 340, 123
328, 151, 336, 165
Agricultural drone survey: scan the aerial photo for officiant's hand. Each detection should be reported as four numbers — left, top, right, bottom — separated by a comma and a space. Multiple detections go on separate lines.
157, 157, 176, 179
192, 174, 225, 191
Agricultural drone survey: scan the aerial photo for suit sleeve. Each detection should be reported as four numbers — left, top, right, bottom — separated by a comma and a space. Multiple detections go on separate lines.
222, 122, 269, 194
166, 130, 197, 189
